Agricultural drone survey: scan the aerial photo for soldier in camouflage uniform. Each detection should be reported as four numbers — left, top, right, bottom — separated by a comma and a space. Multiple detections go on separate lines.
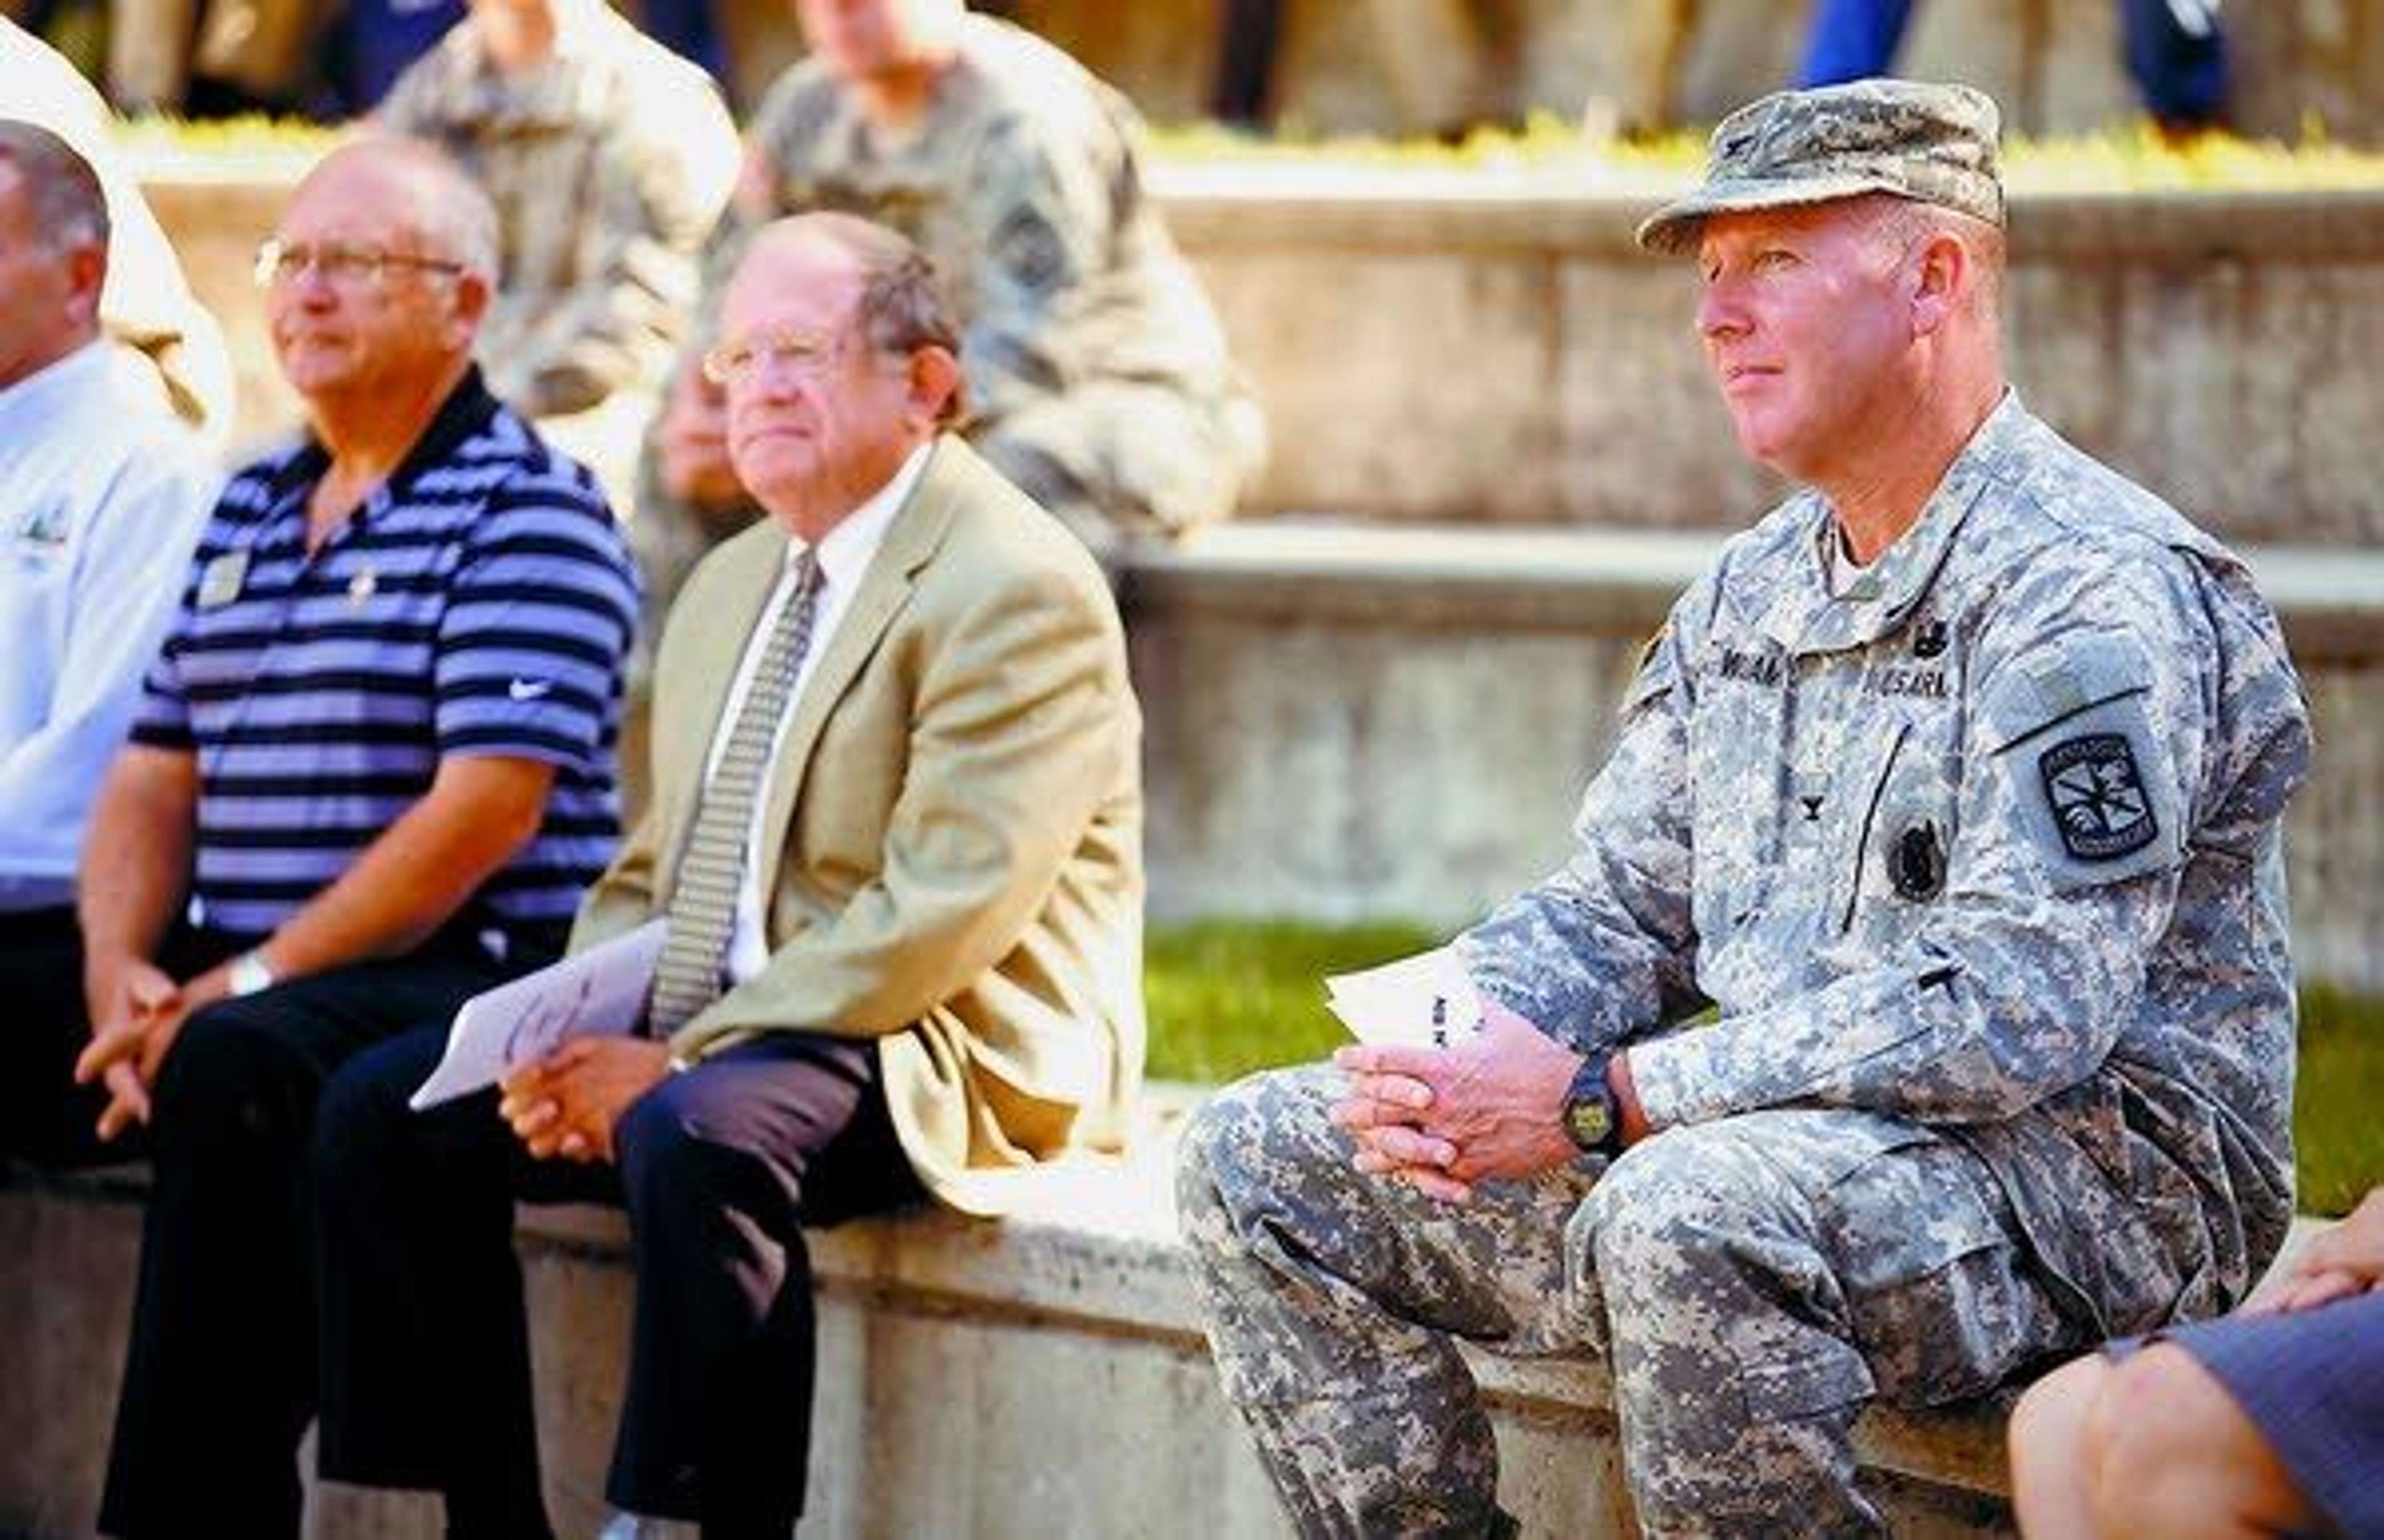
639, 0, 1263, 649
1177, 79, 2313, 1537
378, 0, 737, 425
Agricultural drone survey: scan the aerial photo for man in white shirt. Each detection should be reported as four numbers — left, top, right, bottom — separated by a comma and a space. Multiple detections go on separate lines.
0, 120, 221, 1164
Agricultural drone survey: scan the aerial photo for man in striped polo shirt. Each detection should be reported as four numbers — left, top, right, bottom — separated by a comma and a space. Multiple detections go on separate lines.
70, 136, 638, 1538
309, 212, 1143, 1537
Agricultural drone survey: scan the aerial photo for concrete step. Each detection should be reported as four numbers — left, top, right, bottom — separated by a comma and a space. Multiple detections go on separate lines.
138, 161, 2384, 550
1123, 521, 2384, 994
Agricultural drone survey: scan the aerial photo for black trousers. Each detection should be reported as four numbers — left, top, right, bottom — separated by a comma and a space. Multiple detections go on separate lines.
314, 1023, 927, 1539
0, 910, 242, 1167
96, 939, 545, 1539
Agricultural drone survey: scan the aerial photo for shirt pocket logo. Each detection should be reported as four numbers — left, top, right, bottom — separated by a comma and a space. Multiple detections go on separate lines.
11, 503, 70, 570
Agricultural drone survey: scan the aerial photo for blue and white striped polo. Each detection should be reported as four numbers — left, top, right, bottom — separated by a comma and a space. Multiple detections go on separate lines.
131, 371, 638, 942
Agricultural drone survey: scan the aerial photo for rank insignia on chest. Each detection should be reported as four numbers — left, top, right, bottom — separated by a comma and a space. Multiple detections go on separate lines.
2039, 733, 2158, 861
1912, 620, 1949, 659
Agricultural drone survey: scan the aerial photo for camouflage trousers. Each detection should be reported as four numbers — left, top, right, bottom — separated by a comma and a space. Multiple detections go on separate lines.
977, 378, 1265, 571
1175, 1066, 2084, 1538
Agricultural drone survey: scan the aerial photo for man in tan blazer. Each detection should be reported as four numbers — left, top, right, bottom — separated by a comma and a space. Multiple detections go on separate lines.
307, 211, 1145, 1538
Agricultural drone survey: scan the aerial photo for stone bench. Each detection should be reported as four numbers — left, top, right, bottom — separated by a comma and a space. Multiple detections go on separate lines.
0, 1115, 2343, 1539
1121, 520, 2384, 996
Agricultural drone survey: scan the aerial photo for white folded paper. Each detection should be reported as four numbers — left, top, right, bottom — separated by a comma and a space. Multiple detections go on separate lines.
408, 919, 668, 1110
1323, 945, 1484, 1050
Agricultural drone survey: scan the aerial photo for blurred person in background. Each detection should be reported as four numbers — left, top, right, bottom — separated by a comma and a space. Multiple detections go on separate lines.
1798, 0, 2228, 135
636, 0, 1263, 664
378, 0, 738, 501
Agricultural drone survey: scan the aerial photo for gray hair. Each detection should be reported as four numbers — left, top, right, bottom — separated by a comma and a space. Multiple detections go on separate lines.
1865, 192, 2005, 316
0, 118, 109, 256
777, 210, 967, 426
330, 132, 502, 284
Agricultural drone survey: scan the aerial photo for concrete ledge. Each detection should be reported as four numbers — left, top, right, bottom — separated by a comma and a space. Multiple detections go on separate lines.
1124, 522, 2384, 994
1157, 169, 2384, 264
1126, 520, 1712, 634
1127, 521, 2384, 664
0, 1132, 2344, 1539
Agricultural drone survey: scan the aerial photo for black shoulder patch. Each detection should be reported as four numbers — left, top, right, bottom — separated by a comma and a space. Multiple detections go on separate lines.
2039, 733, 2158, 862
1888, 819, 1947, 901
992, 205, 1068, 296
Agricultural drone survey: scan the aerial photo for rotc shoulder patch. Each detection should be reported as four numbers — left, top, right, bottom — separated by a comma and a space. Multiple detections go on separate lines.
2038, 732, 2157, 862
1984, 629, 2185, 893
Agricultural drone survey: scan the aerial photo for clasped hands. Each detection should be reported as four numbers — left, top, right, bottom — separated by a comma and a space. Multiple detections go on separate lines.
2244, 1186, 2384, 1317
497, 1036, 674, 1164
1332, 998, 1612, 1204
73, 955, 235, 1141
73, 956, 679, 1166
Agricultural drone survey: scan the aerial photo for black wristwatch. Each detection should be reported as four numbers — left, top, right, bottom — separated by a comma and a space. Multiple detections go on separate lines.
1562, 1051, 1623, 1158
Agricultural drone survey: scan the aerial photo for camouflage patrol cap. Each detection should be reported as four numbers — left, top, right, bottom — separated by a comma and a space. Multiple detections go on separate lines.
1637, 78, 2003, 254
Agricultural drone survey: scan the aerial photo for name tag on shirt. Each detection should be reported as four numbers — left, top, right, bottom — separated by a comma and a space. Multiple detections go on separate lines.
197, 551, 248, 609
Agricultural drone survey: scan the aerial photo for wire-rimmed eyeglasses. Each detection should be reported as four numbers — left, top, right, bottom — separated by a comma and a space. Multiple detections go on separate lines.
253, 240, 467, 290
702, 325, 870, 389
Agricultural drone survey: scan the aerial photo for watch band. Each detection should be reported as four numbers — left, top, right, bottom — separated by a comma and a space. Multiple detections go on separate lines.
227, 949, 278, 998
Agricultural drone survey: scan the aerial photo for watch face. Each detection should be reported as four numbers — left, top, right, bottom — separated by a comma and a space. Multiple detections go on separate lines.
230, 954, 271, 997
1565, 1094, 1614, 1151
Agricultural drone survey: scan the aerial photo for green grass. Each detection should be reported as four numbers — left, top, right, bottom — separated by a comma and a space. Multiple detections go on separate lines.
1146, 919, 2381, 1216
2296, 986, 2384, 1218
1144, 917, 1434, 1085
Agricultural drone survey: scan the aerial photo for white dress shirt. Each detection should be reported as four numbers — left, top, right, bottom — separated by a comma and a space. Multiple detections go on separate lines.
703, 441, 931, 984
0, 342, 222, 911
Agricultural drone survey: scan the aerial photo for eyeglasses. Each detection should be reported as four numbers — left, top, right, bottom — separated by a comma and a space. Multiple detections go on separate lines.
253, 240, 466, 290
702, 326, 865, 388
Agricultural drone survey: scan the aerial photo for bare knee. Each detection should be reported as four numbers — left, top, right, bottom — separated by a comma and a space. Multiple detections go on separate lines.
2007, 1354, 2111, 1539
2080, 1343, 2314, 1537
2087, 1344, 2238, 1475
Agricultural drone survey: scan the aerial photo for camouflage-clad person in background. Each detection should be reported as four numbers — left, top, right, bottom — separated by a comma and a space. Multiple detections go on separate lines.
1178, 79, 2313, 1537
379, 0, 736, 428
641, 0, 1263, 649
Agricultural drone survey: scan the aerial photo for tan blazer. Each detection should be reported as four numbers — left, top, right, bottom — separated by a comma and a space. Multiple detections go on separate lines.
576, 438, 1145, 1215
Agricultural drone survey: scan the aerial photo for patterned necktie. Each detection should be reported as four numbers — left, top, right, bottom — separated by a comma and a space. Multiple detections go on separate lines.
648, 552, 824, 1035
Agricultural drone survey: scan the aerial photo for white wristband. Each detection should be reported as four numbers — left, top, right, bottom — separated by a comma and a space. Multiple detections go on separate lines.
227, 950, 278, 998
